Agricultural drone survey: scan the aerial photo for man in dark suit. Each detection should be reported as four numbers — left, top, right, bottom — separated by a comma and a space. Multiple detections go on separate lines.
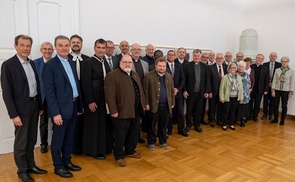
250, 54, 269, 122
1, 34, 47, 182
261, 52, 281, 120
208, 53, 227, 127
105, 40, 119, 70
175, 47, 189, 69
67, 34, 89, 156
142, 44, 155, 66
166, 50, 187, 137
43, 35, 83, 178
183, 49, 210, 133
115, 40, 130, 61
33, 41, 54, 154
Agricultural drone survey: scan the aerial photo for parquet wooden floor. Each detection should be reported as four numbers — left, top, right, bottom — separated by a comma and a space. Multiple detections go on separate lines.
1, 115, 295, 182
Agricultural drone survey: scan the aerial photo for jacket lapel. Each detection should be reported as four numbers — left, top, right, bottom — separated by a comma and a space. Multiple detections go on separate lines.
55, 56, 71, 83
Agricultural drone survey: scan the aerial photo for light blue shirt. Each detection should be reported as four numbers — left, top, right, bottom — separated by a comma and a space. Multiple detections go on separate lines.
57, 55, 79, 98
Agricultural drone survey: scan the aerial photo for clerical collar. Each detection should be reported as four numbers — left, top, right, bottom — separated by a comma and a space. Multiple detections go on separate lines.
178, 58, 184, 64
70, 51, 82, 61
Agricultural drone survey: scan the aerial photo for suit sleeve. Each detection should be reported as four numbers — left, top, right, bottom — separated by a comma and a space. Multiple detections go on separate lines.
264, 68, 270, 92
104, 73, 118, 115
205, 65, 211, 93
143, 75, 149, 106
42, 62, 60, 117
81, 60, 95, 104
1, 62, 18, 118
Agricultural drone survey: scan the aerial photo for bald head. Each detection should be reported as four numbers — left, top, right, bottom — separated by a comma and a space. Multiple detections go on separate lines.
145, 44, 155, 57
119, 40, 130, 54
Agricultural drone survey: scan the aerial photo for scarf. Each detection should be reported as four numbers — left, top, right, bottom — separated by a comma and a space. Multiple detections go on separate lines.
279, 65, 290, 90
228, 73, 239, 92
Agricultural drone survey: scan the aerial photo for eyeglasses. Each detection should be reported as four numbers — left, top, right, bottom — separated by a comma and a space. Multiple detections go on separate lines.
41, 48, 53, 51
131, 48, 141, 51
107, 47, 115, 49
122, 61, 133, 64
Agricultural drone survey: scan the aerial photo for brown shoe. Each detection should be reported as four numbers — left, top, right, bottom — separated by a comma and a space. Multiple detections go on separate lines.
116, 159, 126, 167
126, 152, 142, 159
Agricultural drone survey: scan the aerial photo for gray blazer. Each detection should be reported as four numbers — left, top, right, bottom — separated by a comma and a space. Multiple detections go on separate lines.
271, 68, 294, 94
132, 59, 149, 75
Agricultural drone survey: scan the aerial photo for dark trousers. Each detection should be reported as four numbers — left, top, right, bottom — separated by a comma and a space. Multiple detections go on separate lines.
186, 92, 203, 128
39, 99, 48, 146
220, 97, 239, 126
263, 87, 275, 116
51, 102, 77, 170
72, 113, 85, 154
15, 100, 39, 173
201, 97, 208, 121
250, 91, 263, 118
167, 96, 184, 132
274, 90, 289, 122
148, 105, 170, 145
112, 113, 140, 160
208, 94, 221, 122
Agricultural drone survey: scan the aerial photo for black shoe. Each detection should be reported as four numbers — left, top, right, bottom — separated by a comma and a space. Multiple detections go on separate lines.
184, 126, 191, 133
200, 120, 208, 125
177, 130, 188, 137
210, 122, 216, 128
260, 114, 267, 120
54, 168, 73, 178
40, 145, 48, 153
138, 137, 145, 144
240, 119, 245, 127
279, 121, 284, 126
222, 126, 227, 131
252, 117, 258, 122
94, 154, 105, 160
28, 166, 47, 174
18, 172, 34, 182
195, 127, 203, 133
270, 119, 278, 124
229, 125, 235, 130
65, 163, 81, 171
167, 130, 172, 135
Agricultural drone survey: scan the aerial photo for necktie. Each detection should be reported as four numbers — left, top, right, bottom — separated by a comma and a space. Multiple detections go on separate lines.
218, 65, 222, 80
171, 64, 174, 77
75, 57, 80, 80
107, 57, 113, 70
270, 63, 274, 80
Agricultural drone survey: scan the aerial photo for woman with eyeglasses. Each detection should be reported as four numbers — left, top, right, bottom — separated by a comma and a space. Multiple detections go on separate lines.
271, 56, 294, 125
219, 63, 243, 130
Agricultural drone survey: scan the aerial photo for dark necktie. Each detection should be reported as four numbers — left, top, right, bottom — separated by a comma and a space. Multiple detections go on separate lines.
171, 64, 174, 77
107, 57, 113, 70
218, 65, 222, 80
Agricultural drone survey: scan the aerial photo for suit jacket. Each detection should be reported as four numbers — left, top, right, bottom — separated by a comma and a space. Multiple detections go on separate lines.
33, 57, 47, 103
166, 62, 185, 98
263, 61, 281, 82
1, 55, 42, 119
183, 61, 210, 96
208, 63, 227, 96
250, 64, 269, 94
115, 53, 123, 62
142, 55, 155, 66
42, 55, 83, 119
143, 70, 175, 114
131, 59, 149, 76
68, 53, 90, 79
104, 55, 119, 71
174, 58, 189, 70
105, 68, 145, 118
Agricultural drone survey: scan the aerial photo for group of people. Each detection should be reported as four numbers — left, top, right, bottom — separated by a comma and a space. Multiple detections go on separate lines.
1, 34, 294, 182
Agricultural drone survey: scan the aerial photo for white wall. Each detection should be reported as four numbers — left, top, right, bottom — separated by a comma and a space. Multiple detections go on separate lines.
79, 0, 246, 56
245, 0, 295, 114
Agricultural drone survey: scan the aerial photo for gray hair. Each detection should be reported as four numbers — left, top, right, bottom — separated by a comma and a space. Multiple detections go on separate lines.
238, 61, 246, 68
281, 56, 290, 62
227, 62, 237, 72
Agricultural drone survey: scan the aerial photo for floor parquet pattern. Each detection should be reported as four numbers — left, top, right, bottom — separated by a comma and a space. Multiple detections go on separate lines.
1, 115, 295, 182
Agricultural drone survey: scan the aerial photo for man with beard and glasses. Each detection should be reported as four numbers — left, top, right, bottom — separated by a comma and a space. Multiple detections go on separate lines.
105, 55, 145, 167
